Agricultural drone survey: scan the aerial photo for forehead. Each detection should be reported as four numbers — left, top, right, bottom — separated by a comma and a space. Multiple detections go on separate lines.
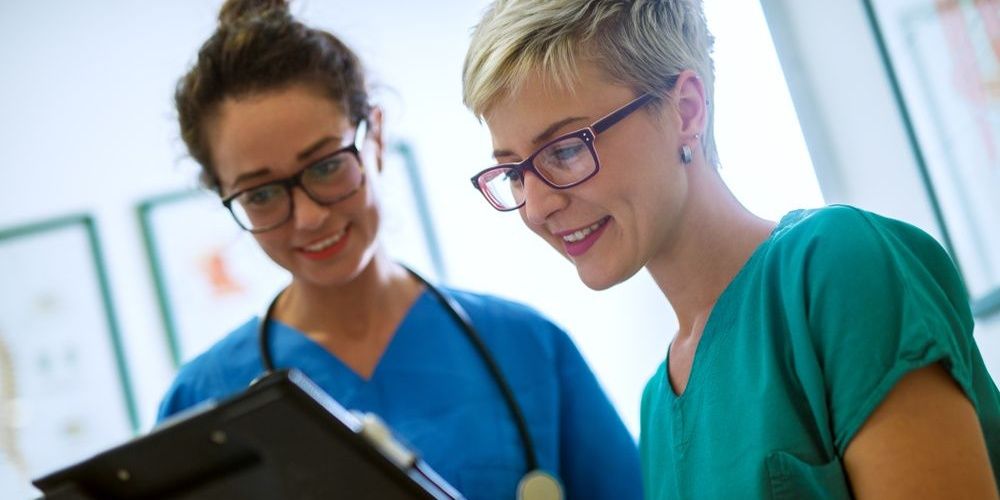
208, 85, 350, 179
483, 62, 635, 155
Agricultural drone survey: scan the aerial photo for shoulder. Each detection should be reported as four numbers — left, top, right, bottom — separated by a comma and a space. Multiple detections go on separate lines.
773, 204, 966, 304
768, 205, 973, 356
767, 205, 958, 287
180, 316, 261, 379
439, 287, 574, 362
157, 317, 262, 422
445, 288, 555, 324
771, 205, 943, 259
759, 205, 972, 357
770, 205, 888, 255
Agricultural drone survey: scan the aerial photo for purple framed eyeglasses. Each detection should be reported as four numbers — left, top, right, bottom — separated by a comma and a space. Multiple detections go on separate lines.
470, 92, 656, 211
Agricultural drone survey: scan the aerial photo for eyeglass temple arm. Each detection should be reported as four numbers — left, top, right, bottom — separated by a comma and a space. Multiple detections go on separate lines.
469, 93, 655, 195
591, 93, 656, 134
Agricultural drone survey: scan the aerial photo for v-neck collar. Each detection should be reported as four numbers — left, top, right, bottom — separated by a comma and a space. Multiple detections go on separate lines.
264, 289, 435, 402
664, 212, 800, 403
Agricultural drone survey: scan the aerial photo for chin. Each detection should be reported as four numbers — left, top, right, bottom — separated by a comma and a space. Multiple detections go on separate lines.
291, 249, 373, 289
577, 258, 644, 291
576, 267, 622, 291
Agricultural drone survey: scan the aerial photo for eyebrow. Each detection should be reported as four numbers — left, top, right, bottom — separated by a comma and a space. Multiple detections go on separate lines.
492, 116, 588, 159
229, 169, 271, 190
228, 135, 343, 190
297, 135, 340, 161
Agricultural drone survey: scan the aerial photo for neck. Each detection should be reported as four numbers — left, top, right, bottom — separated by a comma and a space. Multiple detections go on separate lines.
646, 164, 776, 338
275, 249, 421, 341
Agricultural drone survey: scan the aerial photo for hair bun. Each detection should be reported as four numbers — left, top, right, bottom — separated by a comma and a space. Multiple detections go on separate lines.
218, 0, 290, 25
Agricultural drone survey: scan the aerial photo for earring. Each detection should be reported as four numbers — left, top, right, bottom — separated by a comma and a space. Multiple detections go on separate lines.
680, 144, 693, 164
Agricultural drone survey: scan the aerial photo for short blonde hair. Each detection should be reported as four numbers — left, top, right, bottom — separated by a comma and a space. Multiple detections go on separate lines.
463, 0, 719, 165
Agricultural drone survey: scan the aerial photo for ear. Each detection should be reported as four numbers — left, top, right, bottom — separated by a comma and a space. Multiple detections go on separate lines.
671, 69, 707, 143
367, 105, 385, 173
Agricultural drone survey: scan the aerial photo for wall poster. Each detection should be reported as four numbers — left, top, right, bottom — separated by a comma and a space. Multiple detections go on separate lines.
868, 0, 1000, 317
0, 215, 137, 498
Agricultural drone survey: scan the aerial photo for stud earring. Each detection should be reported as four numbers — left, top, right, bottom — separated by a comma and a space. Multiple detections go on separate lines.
680, 144, 693, 164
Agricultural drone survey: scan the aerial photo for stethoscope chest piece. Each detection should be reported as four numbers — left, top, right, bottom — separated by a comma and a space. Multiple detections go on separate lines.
517, 470, 563, 500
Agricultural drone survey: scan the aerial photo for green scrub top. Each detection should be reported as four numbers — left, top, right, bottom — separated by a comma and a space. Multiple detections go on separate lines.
640, 205, 1000, 499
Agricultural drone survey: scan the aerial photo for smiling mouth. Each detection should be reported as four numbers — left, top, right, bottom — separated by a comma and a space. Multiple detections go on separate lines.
561, 217, 610, 243
302, 227, 348, 252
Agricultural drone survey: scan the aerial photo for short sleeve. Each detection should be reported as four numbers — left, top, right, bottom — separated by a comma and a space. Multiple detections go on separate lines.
796, 207, 976, 455
154, 319, 262, 425
155, 359, 219, 424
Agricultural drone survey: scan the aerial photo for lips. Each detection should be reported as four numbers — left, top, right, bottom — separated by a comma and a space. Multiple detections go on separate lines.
557, 216, 610, 257
298, 225, 351, 260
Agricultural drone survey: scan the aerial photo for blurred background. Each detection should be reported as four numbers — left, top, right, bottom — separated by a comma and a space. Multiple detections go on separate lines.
1, 0, 998, 497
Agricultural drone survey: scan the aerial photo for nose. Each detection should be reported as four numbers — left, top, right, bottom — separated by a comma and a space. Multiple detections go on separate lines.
290, 187, 329, 231
520, 171, 567, 226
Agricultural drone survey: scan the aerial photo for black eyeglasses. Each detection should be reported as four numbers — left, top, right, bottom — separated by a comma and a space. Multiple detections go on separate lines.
470, 93, 656, 211
222, 120, 368, 233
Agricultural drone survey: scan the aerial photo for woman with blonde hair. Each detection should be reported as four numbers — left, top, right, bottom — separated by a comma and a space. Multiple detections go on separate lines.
463, 0, 1000, 497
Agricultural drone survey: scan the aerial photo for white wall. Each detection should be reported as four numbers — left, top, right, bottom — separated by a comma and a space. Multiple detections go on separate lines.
1, 3, 823, 493
0, 0, 218, 432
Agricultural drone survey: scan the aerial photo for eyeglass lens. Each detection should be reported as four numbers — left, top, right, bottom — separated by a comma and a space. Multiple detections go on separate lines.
230, 151, 363, 231
480, 135, 596, 210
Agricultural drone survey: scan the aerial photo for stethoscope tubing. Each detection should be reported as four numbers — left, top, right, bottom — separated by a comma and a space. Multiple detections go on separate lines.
257, 266, 539, 473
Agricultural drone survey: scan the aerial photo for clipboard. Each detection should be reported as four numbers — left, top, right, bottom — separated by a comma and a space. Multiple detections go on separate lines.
32, 369, 464, 499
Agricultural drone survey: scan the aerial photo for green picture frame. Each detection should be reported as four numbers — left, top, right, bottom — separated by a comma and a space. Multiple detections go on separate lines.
864, 0, 1000, 318
0, 214, 138, 497
137, 189, 291, 368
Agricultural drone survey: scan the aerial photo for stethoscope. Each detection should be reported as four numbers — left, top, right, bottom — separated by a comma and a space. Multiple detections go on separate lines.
257, 266, 563, 500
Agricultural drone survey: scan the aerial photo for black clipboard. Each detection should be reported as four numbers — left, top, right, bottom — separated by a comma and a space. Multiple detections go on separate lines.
32, 369, 464, 499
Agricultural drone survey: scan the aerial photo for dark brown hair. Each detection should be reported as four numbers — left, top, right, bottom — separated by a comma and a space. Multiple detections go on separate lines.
176, 0, 370, 191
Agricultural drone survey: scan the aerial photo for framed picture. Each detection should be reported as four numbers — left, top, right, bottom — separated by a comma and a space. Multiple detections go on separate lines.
138, 189, 291, 367
0, 215, 138, 498
139, 139, 447, 366
866, 0, 1000, 318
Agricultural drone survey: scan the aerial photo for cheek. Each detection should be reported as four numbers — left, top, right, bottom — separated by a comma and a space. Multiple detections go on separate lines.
518, 208, 541, 234
253, 231, 287, 253
362, 183, 382, 221
351, 184, 383, 240
364, 204, 381, 236
519, 208, 562, 248
251, 232, 293, 270
608, 149, 678, 208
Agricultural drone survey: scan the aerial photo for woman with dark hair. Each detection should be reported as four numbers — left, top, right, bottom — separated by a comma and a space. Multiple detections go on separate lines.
157, 1, 643, 498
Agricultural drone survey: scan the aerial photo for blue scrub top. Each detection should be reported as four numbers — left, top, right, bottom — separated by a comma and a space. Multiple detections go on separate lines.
158, 288, 642, 499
